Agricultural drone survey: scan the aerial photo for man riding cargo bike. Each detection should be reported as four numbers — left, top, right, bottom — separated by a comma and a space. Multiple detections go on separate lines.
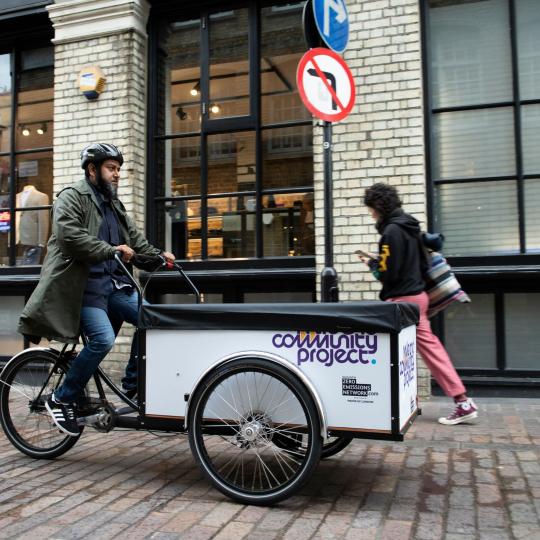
17, 143, 175, 436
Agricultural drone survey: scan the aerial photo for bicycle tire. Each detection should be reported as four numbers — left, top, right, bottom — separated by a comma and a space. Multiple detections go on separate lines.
320, 436, 352, 459
188, 358, 322, 505
0, 349, 83, 459
274, 433, 352, 459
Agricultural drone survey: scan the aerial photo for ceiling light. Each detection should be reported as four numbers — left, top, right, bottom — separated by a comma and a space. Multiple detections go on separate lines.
22, 126, 30, 136
190, 81, 200, 96
210, 103, 220, 114
37, 123, 47, 135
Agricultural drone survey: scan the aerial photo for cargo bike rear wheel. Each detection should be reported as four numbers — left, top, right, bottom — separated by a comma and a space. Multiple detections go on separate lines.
188, 358, 322, 505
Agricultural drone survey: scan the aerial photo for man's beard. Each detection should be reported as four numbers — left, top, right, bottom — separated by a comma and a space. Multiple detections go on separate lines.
96, 169, 118, 200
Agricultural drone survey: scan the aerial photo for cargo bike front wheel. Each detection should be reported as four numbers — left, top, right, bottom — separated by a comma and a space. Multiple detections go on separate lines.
0, 349, 83, 459
188, 358, 323, 505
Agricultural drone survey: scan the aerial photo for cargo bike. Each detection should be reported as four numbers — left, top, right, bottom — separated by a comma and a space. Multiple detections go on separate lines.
0, 254, 420, 505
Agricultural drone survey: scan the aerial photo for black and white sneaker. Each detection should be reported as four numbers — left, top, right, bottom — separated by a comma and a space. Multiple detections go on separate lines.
45, 394, 79, 436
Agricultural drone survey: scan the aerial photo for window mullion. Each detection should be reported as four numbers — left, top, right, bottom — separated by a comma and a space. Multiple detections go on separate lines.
251, 3, 262, 258
8, 49, 16, 267
509, 0, 525, 253
201, 12, 210, 259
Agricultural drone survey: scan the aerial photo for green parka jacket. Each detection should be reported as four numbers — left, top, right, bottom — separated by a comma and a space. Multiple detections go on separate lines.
18, 179, 161, 344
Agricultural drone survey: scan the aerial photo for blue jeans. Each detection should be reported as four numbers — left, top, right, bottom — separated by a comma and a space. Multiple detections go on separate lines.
55, 288, 142, 403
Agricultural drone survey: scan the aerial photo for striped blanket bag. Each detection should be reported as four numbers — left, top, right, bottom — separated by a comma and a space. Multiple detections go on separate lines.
424, 251, 471, 318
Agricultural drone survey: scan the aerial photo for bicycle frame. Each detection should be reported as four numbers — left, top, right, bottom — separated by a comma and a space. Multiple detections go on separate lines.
43, 341, 139, 412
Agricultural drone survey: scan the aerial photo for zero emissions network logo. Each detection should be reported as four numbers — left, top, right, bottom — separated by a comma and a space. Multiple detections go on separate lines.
271, 331, 378, 367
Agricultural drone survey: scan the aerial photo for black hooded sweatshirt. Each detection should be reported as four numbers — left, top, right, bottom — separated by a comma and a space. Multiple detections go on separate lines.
373, 209, 426, 301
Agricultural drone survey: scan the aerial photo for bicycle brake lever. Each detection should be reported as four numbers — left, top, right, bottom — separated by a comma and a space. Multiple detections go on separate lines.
157, 253, 174, 269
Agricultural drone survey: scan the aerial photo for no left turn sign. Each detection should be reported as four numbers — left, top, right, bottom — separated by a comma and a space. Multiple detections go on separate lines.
296, 47, 355, 123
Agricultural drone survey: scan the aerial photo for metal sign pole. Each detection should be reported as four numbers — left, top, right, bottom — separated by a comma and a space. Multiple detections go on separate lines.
299, 0, 353, 304
321, 120, 339, 303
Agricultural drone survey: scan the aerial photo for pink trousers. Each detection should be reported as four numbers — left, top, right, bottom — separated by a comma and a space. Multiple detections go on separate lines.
388, 291, 466, 398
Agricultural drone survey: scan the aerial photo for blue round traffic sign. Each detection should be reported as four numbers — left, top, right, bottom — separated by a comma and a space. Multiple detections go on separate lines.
312, 0, 349, 54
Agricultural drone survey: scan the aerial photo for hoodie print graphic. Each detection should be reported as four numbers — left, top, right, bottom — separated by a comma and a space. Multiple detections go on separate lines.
378, 244, 390, 272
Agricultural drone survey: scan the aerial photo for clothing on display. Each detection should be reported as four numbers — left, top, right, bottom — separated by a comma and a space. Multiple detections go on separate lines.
16, 185, 50, 263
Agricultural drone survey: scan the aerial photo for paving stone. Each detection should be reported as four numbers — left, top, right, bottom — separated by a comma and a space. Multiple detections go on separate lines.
200, 502, 241, 528
477, 507, 507, 529
213, 521, 255, 540
413, 512, 443, 540
446, 507, 476, 535
178, 525, 219, 540
508, 502, 538, 524
283, 517, 322, 540
351, 510, 383, 529
380, 519, 413, 540
478, 530, 512, 540
149, 533, 181, 540
511, 523, 540, 539
477, 483, 503, 505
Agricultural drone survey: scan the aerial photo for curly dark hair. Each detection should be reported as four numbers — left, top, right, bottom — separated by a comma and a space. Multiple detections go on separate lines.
363, 183, 402, 218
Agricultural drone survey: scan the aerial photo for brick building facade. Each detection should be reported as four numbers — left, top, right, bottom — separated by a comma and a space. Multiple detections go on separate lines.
1, 0, 539, 397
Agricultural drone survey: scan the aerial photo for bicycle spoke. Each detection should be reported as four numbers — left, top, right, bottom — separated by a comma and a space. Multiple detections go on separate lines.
2, 356, 74, 453
2, 380, 32, 401
196, 367, 315, 496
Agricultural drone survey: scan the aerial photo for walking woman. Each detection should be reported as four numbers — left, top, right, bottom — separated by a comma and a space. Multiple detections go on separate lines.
360, 183, 478, 425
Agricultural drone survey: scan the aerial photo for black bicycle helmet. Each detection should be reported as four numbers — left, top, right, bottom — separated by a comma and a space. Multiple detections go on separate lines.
80, 143, 124, 169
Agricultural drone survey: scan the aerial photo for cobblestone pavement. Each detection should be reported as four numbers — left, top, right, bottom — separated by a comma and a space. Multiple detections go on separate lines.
0, 397, 539, 540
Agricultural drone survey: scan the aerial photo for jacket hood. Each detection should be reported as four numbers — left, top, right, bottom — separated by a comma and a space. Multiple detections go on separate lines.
377, 208, 421, 236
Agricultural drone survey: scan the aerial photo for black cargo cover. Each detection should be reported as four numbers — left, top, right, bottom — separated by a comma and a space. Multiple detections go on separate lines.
139, 301, 419, 335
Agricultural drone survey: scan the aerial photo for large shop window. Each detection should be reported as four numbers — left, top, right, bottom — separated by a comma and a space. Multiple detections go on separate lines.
152, 2, 314, 260
443, 291, 540, 376
0, 46, 53, 267
426, 0, 540, 379
427, 0, 540, 256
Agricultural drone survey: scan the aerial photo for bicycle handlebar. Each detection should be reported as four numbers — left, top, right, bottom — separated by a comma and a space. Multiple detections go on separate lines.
113, 251, 201, 304
132, 253, 171, 269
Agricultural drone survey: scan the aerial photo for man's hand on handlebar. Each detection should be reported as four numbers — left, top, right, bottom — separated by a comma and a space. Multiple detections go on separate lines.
115, 248, 175, 267
161, 251, 176, 264
116, 244, 135, 263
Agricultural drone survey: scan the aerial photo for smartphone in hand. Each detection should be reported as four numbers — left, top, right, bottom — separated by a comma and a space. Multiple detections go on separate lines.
354, 249, 375, 259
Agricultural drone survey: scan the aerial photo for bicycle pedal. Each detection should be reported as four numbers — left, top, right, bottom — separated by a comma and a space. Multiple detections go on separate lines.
78, 402, 116, 432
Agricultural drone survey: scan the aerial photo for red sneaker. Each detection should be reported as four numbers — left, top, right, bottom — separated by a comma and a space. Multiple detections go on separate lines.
438, 399, 478, 425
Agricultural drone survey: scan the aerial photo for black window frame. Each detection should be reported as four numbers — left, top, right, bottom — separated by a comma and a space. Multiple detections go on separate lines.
147, 0, 315, 262
422, 0, 540, 381
422, 0, 540, 269
0, 14, 52, 362
435, 274, 540, 378
0, 20, 53, 271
